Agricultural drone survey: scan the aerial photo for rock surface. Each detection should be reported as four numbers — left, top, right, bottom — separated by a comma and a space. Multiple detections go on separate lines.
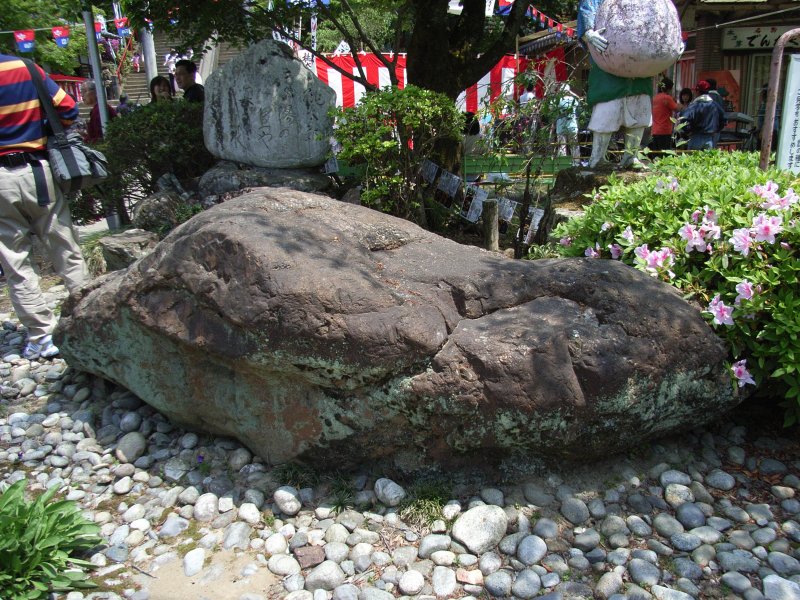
198, 161, 332, 198
204, 40, 335, 168
98, 229, 159, 273
56, 188, 737, 470
131, 191, 184, 235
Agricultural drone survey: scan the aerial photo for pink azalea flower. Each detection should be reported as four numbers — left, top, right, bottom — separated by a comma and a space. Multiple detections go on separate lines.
706, 295, 734, 326
585, 245, 600, 258
751, 180, 780, 199
734, 280, 754, 305
601, 221, 612, 232
699, 222, 721, 240
559, 237, 572, 247
635, 245, 675, 278
655, 178, 680, 194
705, 243, 713, 253
730, 228, 753, 256
608, 243, 623, 259
781, 242, 792, 250
751, 213, 783, 244
621, 226, 634, 243
678, 224, 707, 253
691, 209, 702, 223
731, 359, 756, 387
761, 187, 797, 210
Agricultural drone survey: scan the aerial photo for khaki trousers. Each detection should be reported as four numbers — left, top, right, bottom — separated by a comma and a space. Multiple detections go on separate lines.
0, 160, 88, 342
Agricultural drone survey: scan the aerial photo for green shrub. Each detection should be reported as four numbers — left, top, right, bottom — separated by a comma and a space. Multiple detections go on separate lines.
0, 479, 102, 599
333, 85, 463, 224
100, 101, 215, 214
552, 151, 800, 423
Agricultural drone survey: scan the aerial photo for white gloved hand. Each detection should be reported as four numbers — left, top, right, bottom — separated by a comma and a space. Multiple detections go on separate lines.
584, 28, 608, 53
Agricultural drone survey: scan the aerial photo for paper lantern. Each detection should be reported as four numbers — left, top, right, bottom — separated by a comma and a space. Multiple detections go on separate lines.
590, 0, 683, 79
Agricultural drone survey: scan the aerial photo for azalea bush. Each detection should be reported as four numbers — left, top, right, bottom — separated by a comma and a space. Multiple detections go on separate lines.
0, 479, 101, 598
100, 100, 215, 221
552, 151, 800, 423
333, 85, 463, 225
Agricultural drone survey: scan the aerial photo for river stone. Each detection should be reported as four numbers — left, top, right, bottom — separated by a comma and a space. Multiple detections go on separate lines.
374, 478, 406, 507
56, 190, 738, 470
452, 505, 508, 554
763, 574, 800, 600
204, 40, 334, 168
305, 561, 345, 591
115, 432, 146, 464
591, 0, 683, 78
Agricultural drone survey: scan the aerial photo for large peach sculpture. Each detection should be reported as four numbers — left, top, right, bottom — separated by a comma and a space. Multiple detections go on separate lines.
590, 0, 683, 78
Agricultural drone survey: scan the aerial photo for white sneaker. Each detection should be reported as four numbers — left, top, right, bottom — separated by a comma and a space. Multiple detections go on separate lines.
23, 335, 59, 359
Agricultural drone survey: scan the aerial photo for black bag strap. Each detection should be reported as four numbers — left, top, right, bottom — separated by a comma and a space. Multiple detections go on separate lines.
22, 59, 67, 138
20, 59, 62, 205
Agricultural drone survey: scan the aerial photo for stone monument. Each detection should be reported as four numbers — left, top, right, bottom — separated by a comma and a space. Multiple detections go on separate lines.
204, 40, 336, 169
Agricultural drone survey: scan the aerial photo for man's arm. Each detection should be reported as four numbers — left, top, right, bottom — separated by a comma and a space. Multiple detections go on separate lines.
38, 65, 78, 127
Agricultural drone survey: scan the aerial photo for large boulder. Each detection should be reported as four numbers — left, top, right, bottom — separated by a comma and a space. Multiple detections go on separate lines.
204, 40, 335, 169
56, 188, 738, 471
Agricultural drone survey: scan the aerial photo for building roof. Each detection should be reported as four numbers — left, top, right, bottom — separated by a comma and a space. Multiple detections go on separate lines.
518, 20, 578, 56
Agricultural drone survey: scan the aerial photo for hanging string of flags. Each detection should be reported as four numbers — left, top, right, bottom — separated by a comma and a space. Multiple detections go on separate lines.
2, 17, 132, 53
496, 0, 576, 39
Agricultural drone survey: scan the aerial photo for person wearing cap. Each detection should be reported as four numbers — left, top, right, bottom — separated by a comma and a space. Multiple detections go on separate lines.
578, 0, 654, 169
680, 80, 725, 151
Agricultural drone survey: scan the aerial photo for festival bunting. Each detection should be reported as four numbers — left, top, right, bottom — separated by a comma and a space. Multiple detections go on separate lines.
114, 17, 130, 37
52, 26, 69, 48
495, 0, 575, 40
14, 30, 35, 53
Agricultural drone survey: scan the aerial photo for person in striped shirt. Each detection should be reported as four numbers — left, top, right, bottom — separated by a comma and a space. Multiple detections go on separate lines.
0, 53, 89, 359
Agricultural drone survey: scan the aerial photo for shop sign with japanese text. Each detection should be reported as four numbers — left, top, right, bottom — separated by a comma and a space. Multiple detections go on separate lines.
722, 26, 800, 51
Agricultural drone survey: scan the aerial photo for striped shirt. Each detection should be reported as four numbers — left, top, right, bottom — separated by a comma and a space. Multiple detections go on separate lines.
0, 54, 78, 156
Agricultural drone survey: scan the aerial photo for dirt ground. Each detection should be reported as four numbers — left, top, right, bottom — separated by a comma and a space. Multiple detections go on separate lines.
131, 549, 282, 600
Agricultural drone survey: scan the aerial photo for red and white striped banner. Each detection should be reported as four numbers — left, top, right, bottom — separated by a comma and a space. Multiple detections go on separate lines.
315, 47, 567, 111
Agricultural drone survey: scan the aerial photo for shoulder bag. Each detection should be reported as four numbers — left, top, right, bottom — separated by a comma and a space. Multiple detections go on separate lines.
23, 60, 109, 195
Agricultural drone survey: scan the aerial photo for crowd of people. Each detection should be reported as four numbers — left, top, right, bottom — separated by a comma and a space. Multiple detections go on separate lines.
649, 76, 728, 152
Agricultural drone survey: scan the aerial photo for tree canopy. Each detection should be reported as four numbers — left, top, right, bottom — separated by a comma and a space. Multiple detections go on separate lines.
121, 0, 578, 100
0, 1, 119, 74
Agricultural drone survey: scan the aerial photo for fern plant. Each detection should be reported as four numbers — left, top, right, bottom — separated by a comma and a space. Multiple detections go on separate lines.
0, 479, 102, 599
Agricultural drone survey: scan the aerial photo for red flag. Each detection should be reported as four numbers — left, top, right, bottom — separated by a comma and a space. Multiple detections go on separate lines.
566, 27, 574, 37
14, 30, 35, 52
547, 18, 554, 28
52, 26, 70, 48
557, 23, 563, 32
